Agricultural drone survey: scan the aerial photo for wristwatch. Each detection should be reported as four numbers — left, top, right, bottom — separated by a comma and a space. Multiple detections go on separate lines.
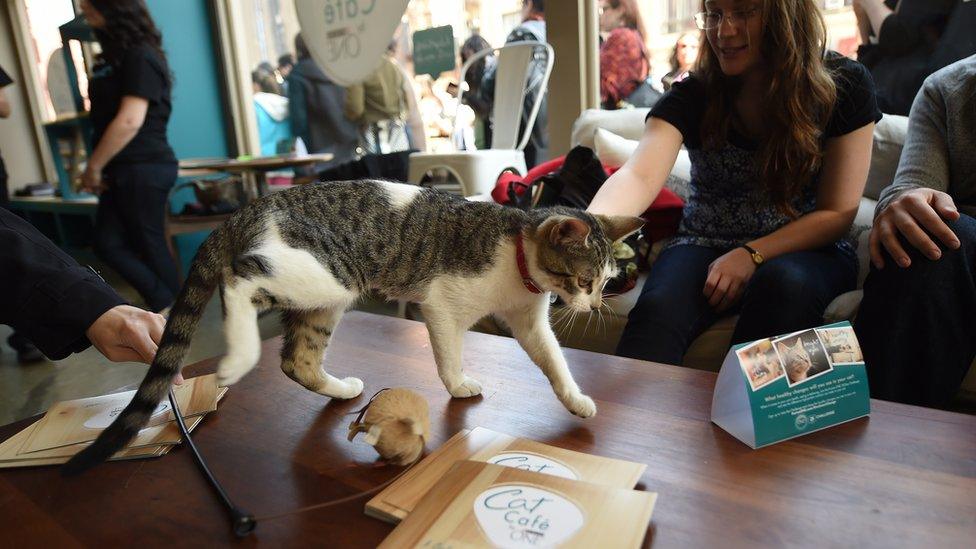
740, 244, 765, 266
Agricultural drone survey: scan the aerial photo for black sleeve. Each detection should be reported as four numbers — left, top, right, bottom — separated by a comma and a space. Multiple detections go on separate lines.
0, 64, 12, 88
646, 75, 706, 148
876, 0, 956, 56
120, 47, 166, 102
0, 209, 126, 359
825, 57, 883, 139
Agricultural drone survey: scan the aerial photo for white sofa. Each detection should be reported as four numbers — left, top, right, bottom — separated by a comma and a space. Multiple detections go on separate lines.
550, 108, 976, 399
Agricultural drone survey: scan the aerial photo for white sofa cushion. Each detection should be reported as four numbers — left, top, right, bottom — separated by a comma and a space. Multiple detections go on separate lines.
571, 108, 649, 149
865, 115, 909, 200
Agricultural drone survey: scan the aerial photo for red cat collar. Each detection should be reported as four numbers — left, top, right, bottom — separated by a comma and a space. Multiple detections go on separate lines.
515, 233, 544, 294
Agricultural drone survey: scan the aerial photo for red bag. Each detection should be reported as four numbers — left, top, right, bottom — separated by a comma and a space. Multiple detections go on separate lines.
492, 156, 684, 244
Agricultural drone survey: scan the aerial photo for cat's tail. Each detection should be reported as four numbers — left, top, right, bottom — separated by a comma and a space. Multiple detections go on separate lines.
62, 231, 225, 476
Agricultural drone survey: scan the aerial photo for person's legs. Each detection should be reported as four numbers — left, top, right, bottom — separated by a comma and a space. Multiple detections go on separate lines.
93, 185, 146, 280
733, 246, 857, 344
110, 163, 180, 311
616, 245, 724, 364
855, 214, 976, 408
95, 164, 179, 311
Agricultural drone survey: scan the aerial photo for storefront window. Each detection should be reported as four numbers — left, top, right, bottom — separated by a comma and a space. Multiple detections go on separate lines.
22, 0, 89, 121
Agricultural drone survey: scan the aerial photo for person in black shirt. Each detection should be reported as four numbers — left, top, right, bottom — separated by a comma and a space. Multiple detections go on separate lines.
79, 0, 179, 313
588, 0, 880, 365
854, 0, 975, 115
0, 64, 13, 208
0, 63, 46, 363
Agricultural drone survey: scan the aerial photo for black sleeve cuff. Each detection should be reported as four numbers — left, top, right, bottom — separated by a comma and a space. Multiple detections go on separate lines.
13, 270, 126, 360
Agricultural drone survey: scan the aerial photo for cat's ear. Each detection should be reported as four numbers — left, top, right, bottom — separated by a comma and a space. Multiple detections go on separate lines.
548, 216, 591, 247
594, 214, 645, 244
364, 425, 383, 446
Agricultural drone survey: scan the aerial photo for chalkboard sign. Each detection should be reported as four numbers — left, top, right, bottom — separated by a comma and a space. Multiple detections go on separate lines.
412, 25, 456, 77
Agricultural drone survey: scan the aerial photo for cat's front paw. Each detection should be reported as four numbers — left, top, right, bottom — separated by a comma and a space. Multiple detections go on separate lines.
561, 392, 597, 418
334, 376, 364, 399
448, 376, 483, 398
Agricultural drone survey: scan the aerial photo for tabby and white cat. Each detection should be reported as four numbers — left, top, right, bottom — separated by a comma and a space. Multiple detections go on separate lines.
66, 180, 642, 473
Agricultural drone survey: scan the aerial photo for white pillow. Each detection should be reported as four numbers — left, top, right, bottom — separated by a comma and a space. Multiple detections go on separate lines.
594, 127, 639, 168
571, 108, 650, 149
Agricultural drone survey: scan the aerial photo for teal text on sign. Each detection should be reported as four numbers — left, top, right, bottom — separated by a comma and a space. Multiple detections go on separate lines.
413, 25, 456, 77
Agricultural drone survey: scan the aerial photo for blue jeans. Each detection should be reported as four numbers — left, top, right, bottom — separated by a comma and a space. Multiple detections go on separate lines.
616, 244, 858, 364
855, 214, 976, 408
94, 162, 179, 312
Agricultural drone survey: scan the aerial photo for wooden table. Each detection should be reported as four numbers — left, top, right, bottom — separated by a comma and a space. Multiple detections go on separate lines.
179, 153, 334, 198
1, 312, 974, 547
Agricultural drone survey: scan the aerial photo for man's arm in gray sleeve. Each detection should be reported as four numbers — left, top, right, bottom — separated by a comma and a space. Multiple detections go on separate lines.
875, 76, 951, 216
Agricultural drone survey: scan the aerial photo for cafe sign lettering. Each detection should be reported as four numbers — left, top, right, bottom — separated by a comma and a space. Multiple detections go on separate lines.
486, 452, 579, 480
294, 0, 410, 86
473, 485, 584, 548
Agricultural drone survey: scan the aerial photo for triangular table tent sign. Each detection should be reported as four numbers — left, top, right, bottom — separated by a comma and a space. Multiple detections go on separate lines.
294, 0, 410, 87
711, 321, 871, 449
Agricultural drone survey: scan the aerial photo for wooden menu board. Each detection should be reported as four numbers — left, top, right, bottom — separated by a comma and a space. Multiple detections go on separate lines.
20, 374, 218, 454
378, 461, 657, 549
366, 427, 646, 523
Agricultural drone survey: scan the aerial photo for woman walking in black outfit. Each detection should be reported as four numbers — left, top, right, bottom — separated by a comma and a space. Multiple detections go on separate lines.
79, 0, 179, 313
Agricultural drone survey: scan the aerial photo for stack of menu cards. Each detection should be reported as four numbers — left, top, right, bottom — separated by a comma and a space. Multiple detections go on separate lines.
378, 460, 658, 549
367, 427, 648, 524
0, 374, 226, 468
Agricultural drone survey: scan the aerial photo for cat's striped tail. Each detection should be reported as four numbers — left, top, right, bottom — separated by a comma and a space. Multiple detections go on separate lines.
62, 232, 225, 476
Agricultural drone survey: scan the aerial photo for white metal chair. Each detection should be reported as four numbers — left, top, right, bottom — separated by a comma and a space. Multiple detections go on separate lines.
408, 40, 554, 196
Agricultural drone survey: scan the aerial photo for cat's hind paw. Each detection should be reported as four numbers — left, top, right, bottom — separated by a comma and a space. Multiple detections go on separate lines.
448, 376, 483, 398
562, 392, 597, 418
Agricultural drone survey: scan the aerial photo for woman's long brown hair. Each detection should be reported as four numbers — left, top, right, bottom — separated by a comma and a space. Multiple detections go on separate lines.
697, 0, 837, 216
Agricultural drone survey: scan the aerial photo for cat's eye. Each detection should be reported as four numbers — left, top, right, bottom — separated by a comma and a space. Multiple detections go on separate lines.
545, 268, 571, 278
578, 278, 593, 290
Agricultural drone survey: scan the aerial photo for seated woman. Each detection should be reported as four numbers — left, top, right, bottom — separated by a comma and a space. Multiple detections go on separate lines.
587, 0, 881, 365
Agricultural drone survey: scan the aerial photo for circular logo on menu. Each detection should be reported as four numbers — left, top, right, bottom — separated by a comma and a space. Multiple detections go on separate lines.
794, 413, 810, 430
474, 484, 584, 548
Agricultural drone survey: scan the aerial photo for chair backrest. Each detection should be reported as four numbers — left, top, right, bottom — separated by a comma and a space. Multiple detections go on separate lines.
457, 40, 554, 151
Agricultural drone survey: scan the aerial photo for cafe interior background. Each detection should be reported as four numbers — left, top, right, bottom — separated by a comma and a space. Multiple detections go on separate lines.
0, 0, 866, 424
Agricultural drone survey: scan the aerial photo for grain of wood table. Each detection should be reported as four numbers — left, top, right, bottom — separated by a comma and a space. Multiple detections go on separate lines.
1, 312, 974, 547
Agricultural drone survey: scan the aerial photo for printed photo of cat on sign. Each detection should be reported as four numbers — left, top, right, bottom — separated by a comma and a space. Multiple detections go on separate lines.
816, 326, 864, 365
736, 339, 785, 391
773, 330, 832, 387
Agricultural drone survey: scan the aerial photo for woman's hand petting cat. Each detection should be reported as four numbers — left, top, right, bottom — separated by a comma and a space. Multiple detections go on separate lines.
704, 247, 757, 312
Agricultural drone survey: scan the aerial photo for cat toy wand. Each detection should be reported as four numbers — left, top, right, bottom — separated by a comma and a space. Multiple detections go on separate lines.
167, 390, 256, 537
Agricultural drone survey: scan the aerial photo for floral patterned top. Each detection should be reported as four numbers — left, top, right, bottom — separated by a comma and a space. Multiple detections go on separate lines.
647, 54, 882, 256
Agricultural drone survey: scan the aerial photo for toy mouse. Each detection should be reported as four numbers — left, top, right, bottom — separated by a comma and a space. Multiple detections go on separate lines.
348, 388, 430, 465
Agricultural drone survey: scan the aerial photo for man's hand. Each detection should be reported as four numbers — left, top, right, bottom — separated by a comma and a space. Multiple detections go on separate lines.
870, 188, 961, 269
80, 164, 105, 194
704, 247, 757, 312
86, 305, 183, 384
